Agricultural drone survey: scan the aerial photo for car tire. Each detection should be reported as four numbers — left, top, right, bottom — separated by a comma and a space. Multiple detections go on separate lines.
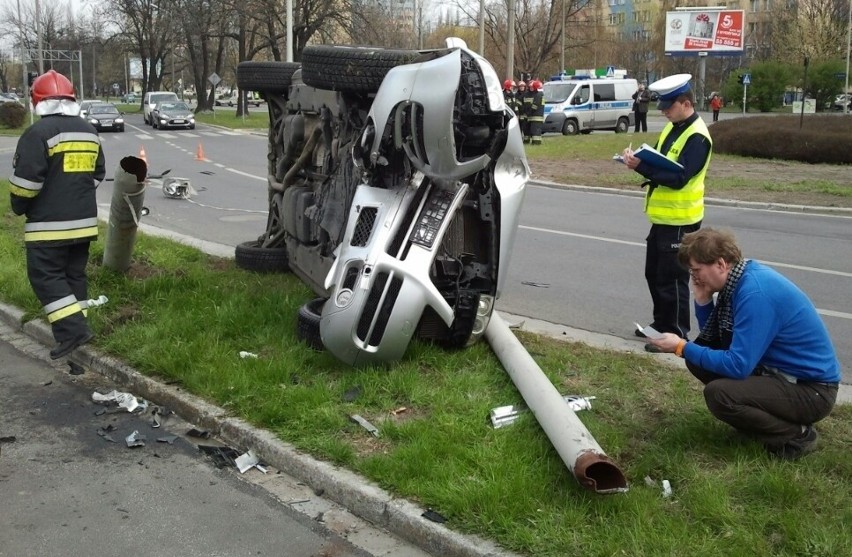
615, 117, 630, 133
234, 240, 289, 273
300, 45, 422, 93
296, 298, 325, 351
237, 61, 301, 95
562, 119, 579, 135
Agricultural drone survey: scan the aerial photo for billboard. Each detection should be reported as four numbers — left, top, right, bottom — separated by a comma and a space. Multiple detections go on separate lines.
664, 10, 745, 56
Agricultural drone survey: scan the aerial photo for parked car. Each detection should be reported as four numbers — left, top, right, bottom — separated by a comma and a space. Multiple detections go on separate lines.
143, 91, 179, 124
234, 38, 530, 366
215, 91, 263, 107
0, 92, 22, 104
833, 93, 851, 111
151, 101, 195, 130
121, 93, 137, 103
85, 103, 125, 132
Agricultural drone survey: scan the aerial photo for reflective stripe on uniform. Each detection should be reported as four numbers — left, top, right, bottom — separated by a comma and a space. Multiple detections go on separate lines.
46, 133, 101, 174
9, 175, 43, 198
24, 217, 98, 243
43, 294, 84, 323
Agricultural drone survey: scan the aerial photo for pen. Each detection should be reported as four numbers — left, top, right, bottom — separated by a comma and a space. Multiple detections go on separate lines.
628, 142, 632, 151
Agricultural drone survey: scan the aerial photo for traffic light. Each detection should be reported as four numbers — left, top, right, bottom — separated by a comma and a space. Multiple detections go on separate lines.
27, 71, 39, 87
737, 74, 744, 85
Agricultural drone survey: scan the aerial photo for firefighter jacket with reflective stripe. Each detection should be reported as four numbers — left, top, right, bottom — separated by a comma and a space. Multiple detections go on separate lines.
644, 117, 711, 225
528, 91, 544, 123
9, 114, 105, 245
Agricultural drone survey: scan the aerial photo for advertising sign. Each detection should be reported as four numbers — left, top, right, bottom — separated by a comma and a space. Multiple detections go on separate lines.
664, 10, 745, 56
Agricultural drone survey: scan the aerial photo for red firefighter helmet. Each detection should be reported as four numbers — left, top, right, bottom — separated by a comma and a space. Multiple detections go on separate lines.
530, 79, 543, 92
30, 70, 76, 107
502, 79, 515, 92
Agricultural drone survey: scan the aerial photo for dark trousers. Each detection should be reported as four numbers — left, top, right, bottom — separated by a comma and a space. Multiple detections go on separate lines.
712, 110, 720, 122
686, 361, 838, 446
645, 222, 700, 338
634, 111, 647, 132
26, 242, 92, 343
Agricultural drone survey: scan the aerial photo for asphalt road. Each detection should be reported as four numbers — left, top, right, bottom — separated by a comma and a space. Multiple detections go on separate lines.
2, 111, 849, 383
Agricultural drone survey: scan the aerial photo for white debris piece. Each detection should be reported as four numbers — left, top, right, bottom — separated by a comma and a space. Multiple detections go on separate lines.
86, 294, 109, 308
239, 351, 258, 359
235, 450, 260, 473
92, 390, 145, 412
662, 479, 673, 498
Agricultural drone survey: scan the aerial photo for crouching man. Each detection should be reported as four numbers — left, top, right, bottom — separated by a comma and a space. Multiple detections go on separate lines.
646, 227, 840, 460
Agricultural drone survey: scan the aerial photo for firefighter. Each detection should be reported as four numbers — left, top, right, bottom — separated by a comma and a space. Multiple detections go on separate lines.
528, 79, 545, 145
502, 79, 517, 113
9, 70, 106, 359
516, 80, 531, 142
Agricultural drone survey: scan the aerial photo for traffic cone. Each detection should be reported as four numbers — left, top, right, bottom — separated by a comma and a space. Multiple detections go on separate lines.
195, 143, 205, 161
138, 146, 148, 165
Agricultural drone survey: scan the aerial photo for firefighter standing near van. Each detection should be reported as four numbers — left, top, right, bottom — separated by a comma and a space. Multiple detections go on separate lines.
503, 79, 518, 114
527, 79, 545, 145
620, 74, 711, 351
516, 80, 530, 142
9, 70, 105, 359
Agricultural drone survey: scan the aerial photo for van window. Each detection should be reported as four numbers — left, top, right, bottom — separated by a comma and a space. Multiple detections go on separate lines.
575, 84, 590, 104
544, 82, 576, 103
594, 83, 616, 102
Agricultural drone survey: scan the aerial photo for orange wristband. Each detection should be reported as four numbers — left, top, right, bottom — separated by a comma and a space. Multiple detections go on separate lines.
675, 339, 687, 358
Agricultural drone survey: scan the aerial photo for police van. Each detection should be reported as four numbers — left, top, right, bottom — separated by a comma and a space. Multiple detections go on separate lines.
542, 71, 638, 135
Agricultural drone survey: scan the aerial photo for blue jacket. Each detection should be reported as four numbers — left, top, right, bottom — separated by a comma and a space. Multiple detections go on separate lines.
684, 261, 841, 383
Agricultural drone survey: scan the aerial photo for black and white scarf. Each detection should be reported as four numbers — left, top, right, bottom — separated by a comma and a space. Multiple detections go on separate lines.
695, 259, 749, 350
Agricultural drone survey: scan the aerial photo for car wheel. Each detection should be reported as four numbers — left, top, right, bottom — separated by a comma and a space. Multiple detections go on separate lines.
152, 120, 158, 129
615, 117, 630, 133
189, 124, 195, 130
237, 61, 300, 95
562, 119, 579, 135
300, 45, 423, 93
296, 298, 326, 351
234, 240, 289, 273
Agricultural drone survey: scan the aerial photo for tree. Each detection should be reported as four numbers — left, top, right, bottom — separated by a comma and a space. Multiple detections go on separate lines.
771, 0, 849, 64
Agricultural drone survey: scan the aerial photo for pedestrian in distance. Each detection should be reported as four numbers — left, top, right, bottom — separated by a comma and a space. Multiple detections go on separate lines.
632, 84, 650, 132
620, 74, 712, 349
645, 227, 840, 460
710, 93, 722, 123
8, 70, 106, 359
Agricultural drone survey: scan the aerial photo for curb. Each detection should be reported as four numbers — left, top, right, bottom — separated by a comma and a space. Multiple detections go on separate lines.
0, 301, 518, 557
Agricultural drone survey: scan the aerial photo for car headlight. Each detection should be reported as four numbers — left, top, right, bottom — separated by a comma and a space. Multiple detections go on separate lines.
88, 118, 99, 124
476, 59, 505, 112
115, 118, 124, 123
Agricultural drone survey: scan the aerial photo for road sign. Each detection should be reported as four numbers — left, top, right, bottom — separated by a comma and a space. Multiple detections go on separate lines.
606, 65, 615, 77
835, 72, 847, 80
208, 72, 221, 87
742, 74, 751, 85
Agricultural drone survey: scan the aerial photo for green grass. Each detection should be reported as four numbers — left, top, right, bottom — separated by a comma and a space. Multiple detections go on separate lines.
2, 187, 851, 556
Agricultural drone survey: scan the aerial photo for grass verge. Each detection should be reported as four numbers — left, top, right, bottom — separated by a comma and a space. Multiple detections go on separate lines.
1, 187, 850, 556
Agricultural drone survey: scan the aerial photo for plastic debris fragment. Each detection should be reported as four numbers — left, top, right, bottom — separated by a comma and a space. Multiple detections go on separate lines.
235, 450, 261, 473
125, 430, 146, 448
186, 428, 210, 439
662, 479, 672, 498
489, 395, 596, 428
156, 435, 178, 444
198, 444, 240, 468
92, 390, 146, 413
86, 294, 109, 308
350, 414, 379, 437
239, 351, 258, 359
422, 509, 447, 523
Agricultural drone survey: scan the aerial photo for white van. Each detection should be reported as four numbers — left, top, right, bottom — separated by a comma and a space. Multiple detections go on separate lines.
542, 77, 638, 135
143, 91, 179, 125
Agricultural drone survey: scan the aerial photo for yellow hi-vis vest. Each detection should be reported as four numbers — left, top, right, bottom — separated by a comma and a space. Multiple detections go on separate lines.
644, 118, 711, 225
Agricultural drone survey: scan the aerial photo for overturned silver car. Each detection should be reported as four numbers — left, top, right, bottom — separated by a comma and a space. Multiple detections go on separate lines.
235, 38, 529, 366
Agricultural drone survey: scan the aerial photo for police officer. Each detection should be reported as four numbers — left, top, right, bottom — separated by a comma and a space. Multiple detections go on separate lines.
620, 74, 711, 350
527, 79, 545, 145
9, 70, 106, 359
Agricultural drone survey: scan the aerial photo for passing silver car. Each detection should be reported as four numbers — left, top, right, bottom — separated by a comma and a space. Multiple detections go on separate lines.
235, 38, 529, 366
151, 101, 195, 130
